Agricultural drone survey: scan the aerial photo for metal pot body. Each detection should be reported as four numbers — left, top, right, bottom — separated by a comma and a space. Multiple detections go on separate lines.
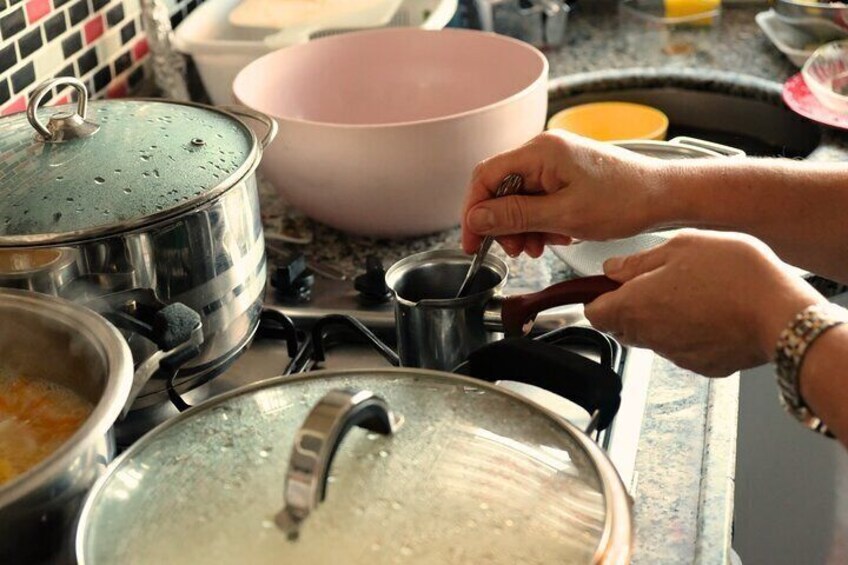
0, 173, 266, 409
0, 289, 132, 564
385, 249, 508, 370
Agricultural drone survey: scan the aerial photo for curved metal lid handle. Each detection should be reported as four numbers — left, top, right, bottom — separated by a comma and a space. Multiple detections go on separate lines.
27, 77, 100, 142
276, 389, 400, 539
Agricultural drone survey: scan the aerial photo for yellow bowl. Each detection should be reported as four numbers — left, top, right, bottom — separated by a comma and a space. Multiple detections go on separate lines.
546, 102, 669, 142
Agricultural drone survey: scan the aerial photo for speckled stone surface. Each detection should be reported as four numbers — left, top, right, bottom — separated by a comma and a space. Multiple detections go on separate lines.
255, 5, 848, 564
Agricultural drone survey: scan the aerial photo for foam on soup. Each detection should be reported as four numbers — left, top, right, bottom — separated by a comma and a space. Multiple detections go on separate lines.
0, 374, 92, 485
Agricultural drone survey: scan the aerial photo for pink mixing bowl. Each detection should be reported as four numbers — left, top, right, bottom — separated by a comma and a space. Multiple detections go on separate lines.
233, 27, 548, 237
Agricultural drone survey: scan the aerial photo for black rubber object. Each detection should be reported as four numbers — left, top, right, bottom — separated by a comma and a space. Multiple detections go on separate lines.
462, 337, 622, 431
152, 302, 201, 351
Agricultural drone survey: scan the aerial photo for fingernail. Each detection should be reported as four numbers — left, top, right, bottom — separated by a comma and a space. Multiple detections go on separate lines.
468, 207, 495, 232
604, 257, 624, 273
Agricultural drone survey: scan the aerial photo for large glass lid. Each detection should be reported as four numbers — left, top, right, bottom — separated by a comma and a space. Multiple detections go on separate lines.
0, 78, 256, 245
78, 369, 627, 565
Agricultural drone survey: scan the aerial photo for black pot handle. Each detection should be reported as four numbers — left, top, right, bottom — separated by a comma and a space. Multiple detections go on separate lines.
459, 337, 622, 432
86, 289, 204, 417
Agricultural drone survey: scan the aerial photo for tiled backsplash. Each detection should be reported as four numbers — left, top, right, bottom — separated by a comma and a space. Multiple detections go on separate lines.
0, 0, 202, 115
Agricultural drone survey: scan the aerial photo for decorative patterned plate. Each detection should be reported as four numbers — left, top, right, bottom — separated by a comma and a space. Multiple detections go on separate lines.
783, 72, 848, 131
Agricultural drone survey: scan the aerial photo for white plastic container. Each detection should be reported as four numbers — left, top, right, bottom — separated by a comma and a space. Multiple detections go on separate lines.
173, 0, 458, 105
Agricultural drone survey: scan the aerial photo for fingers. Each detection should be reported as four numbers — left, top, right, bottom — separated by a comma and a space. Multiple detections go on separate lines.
497, 235, 526, 257
466, 193, 568, 237
602, 241, 671, 283
462, 133, 571, 253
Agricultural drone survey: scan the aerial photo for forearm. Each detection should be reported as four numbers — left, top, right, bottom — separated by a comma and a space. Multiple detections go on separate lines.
798, 324, 848, 448
650, 158, 848, 283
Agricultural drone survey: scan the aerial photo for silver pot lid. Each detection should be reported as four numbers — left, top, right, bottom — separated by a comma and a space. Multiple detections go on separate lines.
77, 369, 631, 564
0, 78, 268, 246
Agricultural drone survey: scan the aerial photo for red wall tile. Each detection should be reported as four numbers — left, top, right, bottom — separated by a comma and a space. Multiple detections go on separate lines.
132, 38, 149, 61
84, 15, 104, 44
2, 97, 27, 116
107, 79, 127, 98
25, 0, 51, 25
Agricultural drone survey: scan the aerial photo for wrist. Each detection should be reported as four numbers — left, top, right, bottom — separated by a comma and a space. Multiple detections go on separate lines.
754, 279, 824, 363
639, 159, 683, 231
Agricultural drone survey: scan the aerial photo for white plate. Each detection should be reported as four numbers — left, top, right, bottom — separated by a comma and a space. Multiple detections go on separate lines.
553, 231, 810, 279
552, 231, 678, 277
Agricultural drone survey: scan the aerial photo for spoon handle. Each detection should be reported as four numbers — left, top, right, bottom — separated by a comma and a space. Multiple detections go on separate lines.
456, 173, 524, 298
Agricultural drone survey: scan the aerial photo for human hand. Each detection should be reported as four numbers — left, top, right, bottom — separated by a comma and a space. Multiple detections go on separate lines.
584, 231, 824, 377
461, 130, 664, 258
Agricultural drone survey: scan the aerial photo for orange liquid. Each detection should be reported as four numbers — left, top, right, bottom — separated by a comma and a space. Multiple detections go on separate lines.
0, 374, 92, 485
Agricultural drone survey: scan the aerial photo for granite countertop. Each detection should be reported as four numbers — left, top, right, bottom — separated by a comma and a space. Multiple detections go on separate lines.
256, 5, 847, 563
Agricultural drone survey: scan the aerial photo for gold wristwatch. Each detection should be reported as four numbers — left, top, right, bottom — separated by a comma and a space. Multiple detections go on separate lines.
774, 303, 846, 437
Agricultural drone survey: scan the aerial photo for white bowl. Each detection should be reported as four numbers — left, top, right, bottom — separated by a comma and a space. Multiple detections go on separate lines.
802, 39, 848, 113
233, 28, 548, 236
173, 0, 459, 106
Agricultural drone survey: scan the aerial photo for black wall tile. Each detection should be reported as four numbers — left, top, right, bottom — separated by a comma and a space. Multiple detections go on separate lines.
54, 0, 75, 7
0, 7, 25, 40
0, 79, 9, 106
69, 0, 91, 26
93, 65, 111, 92
61, 31, 83, 58
0, 42, 16, 74
106, 3, 123, 27
170, 10, 184, 29
113, 51, 131, 75
19, 28, 43, 59
44, 12, 68, 41
56, 63, 75, 78
120, 19, 135, 44
11, 61, 35, 93
78, 47, 98, 75
128, 65, 143, 87
92, 0, 109, 11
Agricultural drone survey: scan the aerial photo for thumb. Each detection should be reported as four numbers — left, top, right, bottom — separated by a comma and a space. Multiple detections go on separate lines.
466, 194, 564, 236
603, 243, 669, 282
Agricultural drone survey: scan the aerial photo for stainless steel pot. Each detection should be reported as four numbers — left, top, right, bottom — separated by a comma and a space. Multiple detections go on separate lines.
774, 0, 848, 41
0, 289, 133, 564
0, 78, 276, 418
76, 368, 632, 564
385, 249, 618, 371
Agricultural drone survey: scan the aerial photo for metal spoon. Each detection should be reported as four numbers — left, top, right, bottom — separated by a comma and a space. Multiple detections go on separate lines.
455, 173, 524, 298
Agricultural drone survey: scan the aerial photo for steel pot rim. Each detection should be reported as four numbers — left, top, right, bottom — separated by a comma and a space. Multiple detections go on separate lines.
385, 248, 510, 307
0, 98, 269, 248
0, 288, 133, 507
75, 366, 632, 564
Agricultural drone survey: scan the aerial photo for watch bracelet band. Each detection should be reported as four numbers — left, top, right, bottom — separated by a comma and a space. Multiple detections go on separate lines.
775, 303, 848, 437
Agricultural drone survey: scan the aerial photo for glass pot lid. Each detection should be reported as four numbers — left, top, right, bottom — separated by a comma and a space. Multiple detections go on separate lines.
0, 78, 261, 246
77, 369, 631, 565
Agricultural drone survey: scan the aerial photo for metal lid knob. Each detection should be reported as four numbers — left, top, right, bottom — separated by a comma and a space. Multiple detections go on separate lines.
27, 77, 100, 142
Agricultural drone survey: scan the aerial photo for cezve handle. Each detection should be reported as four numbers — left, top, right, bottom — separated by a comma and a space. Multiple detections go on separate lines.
500, 275, 620, 336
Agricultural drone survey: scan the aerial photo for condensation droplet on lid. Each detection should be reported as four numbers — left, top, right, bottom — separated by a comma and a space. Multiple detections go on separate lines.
261, 520, 274, 530
391, 501, 402, 510
366, 432, 379, 441
400, 546, 413, 557
259, 449, 269, 458
504, 519, 514, 528
66, 197, 74, 201
378, 450, 389, 458
371, 543, 381, 552
354, 506, 364, 516
123, 188, 132, 194
94, 176, 105, 184
53, 212, 62, 222
56, 176, 64, 181
114, 169, 122, 174
479, 503, 489, 511
466, 519, 477, 528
